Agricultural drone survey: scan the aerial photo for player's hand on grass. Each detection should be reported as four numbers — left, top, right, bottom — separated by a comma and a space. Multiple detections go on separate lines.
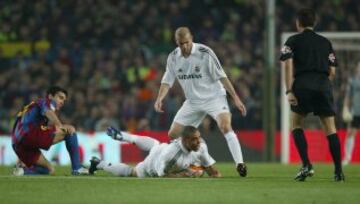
154, 99, 164, 113
205, 166, 222, 178
287, 92, 298, 106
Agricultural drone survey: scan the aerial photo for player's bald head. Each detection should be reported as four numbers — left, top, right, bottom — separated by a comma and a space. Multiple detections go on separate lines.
175, 27, 192, 39
175, 27, 193, 57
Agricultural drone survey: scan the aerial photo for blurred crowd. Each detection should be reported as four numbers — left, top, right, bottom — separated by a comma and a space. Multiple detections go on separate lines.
0, 0, 359, 134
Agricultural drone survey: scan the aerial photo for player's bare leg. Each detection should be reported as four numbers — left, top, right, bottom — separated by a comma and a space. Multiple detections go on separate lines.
35, 154, 55, 175
320, 116, 344, 181
216, 112, 246, 177
291, 112, 314, 181
106, 126, 160, 151
12, 154, 54, 176
168, 122, 185, 140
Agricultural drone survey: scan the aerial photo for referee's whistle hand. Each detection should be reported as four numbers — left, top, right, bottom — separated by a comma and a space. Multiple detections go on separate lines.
287, 93, 298, 106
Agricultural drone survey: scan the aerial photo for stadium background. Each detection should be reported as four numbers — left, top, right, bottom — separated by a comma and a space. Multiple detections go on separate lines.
0, 0, 360, 164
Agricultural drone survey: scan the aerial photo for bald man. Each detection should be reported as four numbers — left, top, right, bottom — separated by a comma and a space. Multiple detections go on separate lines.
154, 27, 248, 177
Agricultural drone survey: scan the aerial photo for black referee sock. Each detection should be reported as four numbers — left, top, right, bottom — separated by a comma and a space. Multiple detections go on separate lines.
327, 133, 342, 175
292, 128, 311, 167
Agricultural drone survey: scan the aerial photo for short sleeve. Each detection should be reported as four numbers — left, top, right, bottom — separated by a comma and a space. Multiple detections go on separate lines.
207, 48, 227, 81
279, 36, 295, 61
161, 53, 176, 87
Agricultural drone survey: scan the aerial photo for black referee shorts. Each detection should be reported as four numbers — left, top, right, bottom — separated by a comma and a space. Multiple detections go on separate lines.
351, 116, 360, 128
291, 88, 335, 117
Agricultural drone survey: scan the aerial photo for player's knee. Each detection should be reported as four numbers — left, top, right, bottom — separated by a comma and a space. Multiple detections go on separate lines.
219, 124, 232, 134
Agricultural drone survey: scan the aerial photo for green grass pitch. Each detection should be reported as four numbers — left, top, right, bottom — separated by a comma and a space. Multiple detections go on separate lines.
0, 163, 359, 204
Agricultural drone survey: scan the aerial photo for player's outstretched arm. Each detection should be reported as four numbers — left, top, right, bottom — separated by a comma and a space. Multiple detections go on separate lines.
154, 83, 171, 113
220, 77, 247, 116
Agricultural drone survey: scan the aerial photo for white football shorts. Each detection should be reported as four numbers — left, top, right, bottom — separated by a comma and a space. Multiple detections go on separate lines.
173, 96, 230, 127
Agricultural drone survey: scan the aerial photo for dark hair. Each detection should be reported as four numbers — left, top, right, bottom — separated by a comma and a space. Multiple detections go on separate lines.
297, 8, 316, 27
182, 126, 198, 138
46, 86, 68, 97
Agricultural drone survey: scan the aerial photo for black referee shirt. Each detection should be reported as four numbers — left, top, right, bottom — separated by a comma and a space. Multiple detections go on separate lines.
280, 29, 338, 91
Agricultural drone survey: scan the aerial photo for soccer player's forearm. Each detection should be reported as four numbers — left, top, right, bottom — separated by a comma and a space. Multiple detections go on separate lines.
156, 83, 170, 101
45, 110, 63, 127
204, 166, 221, 177
220, 78, 240, 100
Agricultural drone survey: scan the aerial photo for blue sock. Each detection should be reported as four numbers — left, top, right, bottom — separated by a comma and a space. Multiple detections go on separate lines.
24, 165, 50, 175
65, 133, 81, 171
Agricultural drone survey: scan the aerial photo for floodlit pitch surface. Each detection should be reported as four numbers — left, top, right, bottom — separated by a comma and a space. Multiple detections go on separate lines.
0, 163, 359, 204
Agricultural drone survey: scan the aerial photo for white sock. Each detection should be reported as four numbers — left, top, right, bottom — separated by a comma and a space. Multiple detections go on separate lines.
103, 163, 133, 177
224, 131, 244, 164
345, 136, 355, 162
121, 132, 160, 151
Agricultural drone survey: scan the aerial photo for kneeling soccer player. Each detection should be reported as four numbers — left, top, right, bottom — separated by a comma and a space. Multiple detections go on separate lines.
12, 86, 88, 176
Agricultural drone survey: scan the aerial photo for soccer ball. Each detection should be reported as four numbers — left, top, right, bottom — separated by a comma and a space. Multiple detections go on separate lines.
188, 164, 205, 177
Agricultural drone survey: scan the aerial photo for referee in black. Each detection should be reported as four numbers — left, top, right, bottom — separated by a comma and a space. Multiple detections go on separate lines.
280, 8, 345, 182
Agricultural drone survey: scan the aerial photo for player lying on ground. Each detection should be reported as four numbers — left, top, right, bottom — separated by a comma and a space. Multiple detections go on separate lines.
12, 86, 88, 176
89, 126, 221, 178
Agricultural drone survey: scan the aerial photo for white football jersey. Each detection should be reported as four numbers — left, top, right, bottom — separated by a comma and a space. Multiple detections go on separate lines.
141, 138, 215, 177
161, 43, 227, 103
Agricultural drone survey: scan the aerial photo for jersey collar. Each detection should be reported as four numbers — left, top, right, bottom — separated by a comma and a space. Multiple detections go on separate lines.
190, 43, 197, 55
178, 43, 197, 58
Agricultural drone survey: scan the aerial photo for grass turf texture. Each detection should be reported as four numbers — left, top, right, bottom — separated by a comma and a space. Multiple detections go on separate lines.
0, 163, 359, 204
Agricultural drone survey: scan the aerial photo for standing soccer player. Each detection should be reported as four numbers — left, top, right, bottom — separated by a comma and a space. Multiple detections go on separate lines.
12, 86, 88, 175
154, 27, 247, 177
342, 61, 360, 165
280, 8, 344, 181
